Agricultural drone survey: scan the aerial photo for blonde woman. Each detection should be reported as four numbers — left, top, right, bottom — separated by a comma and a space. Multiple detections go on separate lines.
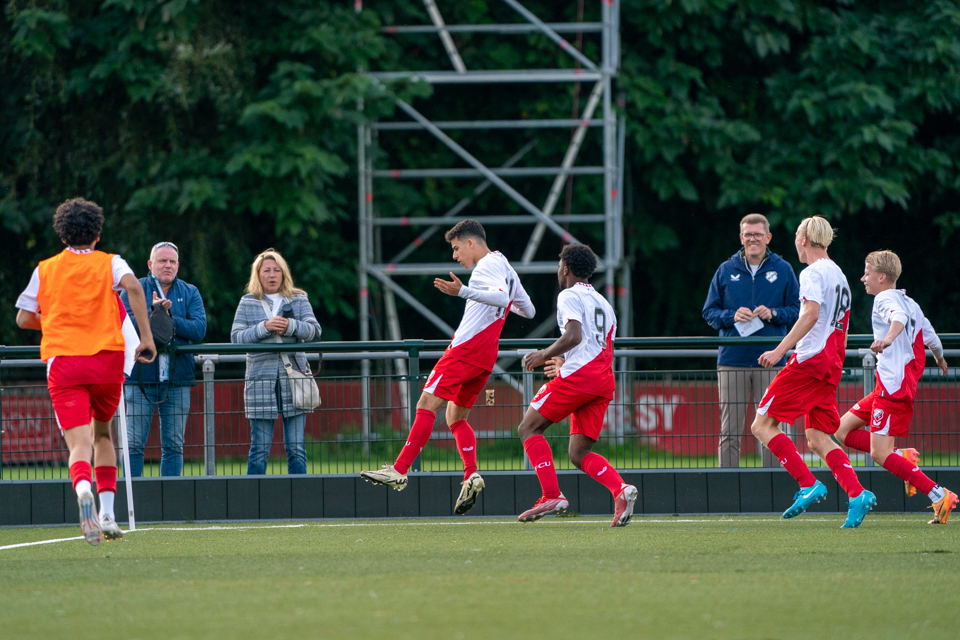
231, 249, 321, 474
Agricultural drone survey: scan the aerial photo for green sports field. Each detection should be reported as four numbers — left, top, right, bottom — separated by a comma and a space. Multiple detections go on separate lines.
1, 515, 957, 639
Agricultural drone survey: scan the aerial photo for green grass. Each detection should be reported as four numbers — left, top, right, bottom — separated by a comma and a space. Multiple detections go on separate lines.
1, 515, 957, 639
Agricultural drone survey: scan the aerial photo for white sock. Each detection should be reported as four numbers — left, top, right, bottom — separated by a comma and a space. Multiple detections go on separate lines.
75, 479, 92, 496
928, 485, 946, 503
98, 491, 115, 520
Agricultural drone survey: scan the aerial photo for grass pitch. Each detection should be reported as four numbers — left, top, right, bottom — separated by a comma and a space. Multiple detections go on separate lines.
1, 515, 958, 639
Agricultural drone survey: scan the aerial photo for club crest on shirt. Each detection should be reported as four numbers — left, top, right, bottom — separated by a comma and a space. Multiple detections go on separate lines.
766, 271, 777, 283
872, 408, 884, 428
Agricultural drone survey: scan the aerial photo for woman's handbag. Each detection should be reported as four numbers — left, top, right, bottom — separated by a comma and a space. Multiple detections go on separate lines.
259, 298, 320, 411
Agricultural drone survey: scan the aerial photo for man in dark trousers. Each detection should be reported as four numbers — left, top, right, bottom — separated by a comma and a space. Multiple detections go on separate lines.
703, 214, 800, 467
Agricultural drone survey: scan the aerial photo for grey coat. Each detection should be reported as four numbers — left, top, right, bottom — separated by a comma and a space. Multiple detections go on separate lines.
230, 294, 322, 419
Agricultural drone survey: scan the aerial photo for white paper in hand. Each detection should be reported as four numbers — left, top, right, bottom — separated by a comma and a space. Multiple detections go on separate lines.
734, 315, 764, 337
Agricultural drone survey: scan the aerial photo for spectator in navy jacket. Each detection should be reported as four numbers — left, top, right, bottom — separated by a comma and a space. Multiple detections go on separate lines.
121, 242, 207, 476
702, 214, 800, 468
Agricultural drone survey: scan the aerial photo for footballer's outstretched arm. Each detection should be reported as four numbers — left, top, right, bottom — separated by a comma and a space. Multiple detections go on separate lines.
922, 316, 948, 374
524, 320, 581, 371
758, 302, 819, 368
510, 279, 536, 319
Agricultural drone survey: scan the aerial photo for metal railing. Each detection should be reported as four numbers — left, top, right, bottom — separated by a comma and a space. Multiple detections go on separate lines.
1, 336, 958, 480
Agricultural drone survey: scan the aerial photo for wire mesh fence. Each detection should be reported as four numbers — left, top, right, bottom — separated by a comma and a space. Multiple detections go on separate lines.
2, 340, 958, 480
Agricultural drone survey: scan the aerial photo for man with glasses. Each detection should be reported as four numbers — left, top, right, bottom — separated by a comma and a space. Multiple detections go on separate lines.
702, 214, 800, 467
120, 241, 207, 476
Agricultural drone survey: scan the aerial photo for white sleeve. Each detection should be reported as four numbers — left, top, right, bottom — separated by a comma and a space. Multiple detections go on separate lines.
510, 278, 536, 319
458, 285, 509, 308
15, 268, 41, 312
557, 290, 583, 328
111, 256, 136, 291
798, 268, 823, 305
875, 293, 908, 327
922, 316, 944, 359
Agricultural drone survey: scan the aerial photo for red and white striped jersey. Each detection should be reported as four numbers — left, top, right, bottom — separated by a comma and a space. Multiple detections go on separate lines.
872, 289, 942, 398
789, 258, 850, 385
445, 251, 534, 372
555, 282, 617, 399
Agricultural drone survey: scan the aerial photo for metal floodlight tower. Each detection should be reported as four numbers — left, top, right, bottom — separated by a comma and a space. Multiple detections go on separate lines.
356, 1, 627, 440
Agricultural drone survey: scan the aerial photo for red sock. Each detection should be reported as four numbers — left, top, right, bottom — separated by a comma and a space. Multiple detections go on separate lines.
95, 465, 118, 494
69, 461, 93, 491
843, 429, 871, 453
394, 409, 435, 475
883, 453, 936, 495
449, 420, 478, 479
767, 433, 816, 488
825, 449, 864, 498
581, 452, 624, 497
523, 435, 560, 499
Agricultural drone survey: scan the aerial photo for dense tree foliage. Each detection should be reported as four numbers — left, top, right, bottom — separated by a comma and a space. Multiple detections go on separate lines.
3, 0, 960, 347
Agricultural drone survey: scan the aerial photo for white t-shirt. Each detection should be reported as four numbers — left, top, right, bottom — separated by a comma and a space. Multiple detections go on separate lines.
446, 251, 534, 371
16, 248, 135, 313
872, 289, 942, 396
555, 282, 617, 398
749, 264, 760, 276
790, 258, 850, 384
265, 293, 284, 316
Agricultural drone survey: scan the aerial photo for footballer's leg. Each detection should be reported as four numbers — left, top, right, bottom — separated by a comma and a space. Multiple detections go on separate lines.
872, 430, 957, 524
517, 407, 568, 522
568, 400, 637, 527
361, 391, 445, 491
91, 383, 123, 540
62, 420, 102, 546
447, 402, 484, 515
753, 413, 825, 517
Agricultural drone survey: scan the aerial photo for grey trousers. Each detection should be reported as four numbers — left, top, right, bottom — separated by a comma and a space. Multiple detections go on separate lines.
717, 366, 782, 468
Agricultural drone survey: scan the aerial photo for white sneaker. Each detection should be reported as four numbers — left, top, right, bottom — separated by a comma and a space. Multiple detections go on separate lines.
100, 515, 124, 541
360, 465, 408, 491
454, 472, 485, 515
77, 491, 101, 546
612, 484, 638, 527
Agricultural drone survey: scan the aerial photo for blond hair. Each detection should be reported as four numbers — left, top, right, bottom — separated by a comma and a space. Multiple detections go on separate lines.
797, 216, 834, 249
740, 213, 770, 233
865, 250, 902, 283
246, 249, 306, 299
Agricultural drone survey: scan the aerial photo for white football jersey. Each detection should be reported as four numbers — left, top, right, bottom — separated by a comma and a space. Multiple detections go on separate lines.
445, 251, 533, 371
555, 282, 617, 398
790, 258, 850, 385
872, 289, 941, 397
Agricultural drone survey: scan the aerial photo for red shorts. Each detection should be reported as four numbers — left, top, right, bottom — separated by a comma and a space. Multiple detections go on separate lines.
422, 355, 490, 408
47, 351, 124, 430
849, 384, 913, 438
529, 375, 610, 440
756, 366, 840, 434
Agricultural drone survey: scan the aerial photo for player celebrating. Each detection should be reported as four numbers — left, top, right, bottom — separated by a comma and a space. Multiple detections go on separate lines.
835, 251, 956, 524
751, 216, 877, 528
15, 198, 155, 545
361, 220, 535, 514
517, 244, 638, 527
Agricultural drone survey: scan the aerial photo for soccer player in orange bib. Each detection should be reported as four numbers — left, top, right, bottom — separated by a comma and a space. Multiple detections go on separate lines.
750, 216, 876, 528
15, 198, 155, 545
361, 220, 535, 514
835, 251, 957, 524
517, 244, 638, 527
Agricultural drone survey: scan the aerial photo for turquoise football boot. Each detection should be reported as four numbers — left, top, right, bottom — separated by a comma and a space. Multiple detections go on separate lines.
841, 490, 877, 529
782, 480, 828, 519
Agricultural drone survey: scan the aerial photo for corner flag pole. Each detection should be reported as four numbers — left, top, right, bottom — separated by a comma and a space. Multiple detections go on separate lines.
116, 394, 136, 531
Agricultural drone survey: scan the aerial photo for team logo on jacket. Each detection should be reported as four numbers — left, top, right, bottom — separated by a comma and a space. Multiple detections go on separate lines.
730, 274, 741, 282
872, 408, 884, 428
766, 271, 778, 283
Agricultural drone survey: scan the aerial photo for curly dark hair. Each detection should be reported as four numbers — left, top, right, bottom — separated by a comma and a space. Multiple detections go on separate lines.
53, 198, 104, 246
444, 219, 486, 244
560, 243, 597, 279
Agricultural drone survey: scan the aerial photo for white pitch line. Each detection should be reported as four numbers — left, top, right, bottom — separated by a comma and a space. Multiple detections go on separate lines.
0, 516, 935, 551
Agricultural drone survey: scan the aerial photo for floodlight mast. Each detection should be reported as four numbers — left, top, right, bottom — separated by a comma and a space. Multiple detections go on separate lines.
356, 1, 627, 450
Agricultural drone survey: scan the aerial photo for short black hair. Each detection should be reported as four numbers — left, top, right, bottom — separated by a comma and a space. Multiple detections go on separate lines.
560, 243, 597, 279
53, 198, 104, 246
444, 219, 486, 244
